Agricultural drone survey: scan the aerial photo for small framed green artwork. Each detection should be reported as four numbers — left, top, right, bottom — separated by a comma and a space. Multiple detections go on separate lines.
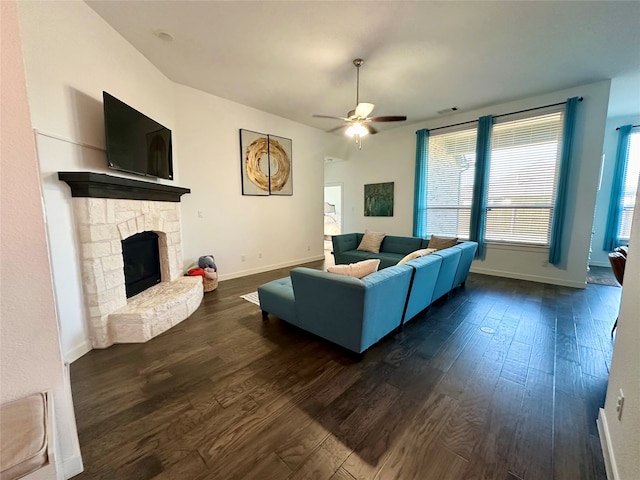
364, 182, 394, 216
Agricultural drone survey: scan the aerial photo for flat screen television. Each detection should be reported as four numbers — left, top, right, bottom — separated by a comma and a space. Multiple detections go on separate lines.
103, 91, 173, 180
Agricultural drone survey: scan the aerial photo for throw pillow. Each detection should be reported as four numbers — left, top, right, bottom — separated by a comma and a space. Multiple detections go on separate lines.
357, 229, 386, 253
428, 235, 458, 250
397, 248, 437, 265
327, 259, 380, 279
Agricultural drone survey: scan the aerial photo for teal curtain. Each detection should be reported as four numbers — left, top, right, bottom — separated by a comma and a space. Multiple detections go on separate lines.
603, 124, 633, 251
469, 115, 493, 258
413, 129, 429, 237
548, 97, 579, 265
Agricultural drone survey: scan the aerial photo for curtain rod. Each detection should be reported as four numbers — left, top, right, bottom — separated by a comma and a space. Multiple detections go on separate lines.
616, 124, 640, 130
422, 97, 584, 133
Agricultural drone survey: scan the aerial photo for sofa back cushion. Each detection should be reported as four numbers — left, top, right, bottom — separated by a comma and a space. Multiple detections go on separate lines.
403, 254, 443, 322
452, 242, 478, 288
380, 235, 424, 255
431, 248, 463, 301
331, 233, 359, 253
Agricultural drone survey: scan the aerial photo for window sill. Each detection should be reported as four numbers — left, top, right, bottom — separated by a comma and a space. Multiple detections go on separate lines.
484, 242, 549, 254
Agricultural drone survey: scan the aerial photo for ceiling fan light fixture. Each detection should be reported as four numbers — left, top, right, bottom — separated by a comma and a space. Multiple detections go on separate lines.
346, 122, 369, 138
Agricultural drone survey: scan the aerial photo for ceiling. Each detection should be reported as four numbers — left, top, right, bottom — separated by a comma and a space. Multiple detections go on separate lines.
86, 1, 640, 133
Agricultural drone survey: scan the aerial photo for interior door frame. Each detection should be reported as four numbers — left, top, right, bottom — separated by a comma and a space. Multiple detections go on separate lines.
324, 182, 344, 238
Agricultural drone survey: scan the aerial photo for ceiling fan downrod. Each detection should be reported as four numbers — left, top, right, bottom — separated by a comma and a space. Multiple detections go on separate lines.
353, 58, 364, 109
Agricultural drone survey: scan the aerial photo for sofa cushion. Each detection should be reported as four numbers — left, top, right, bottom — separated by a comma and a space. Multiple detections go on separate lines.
428, 235, 458, 250
257, 277, 296, 323
403, 254, 443, 322
0, 392, 49, 480
397, 248, 436, 265
357, 229, 386, 253
380, 235, 424, 255
360, 253, 401, 269
431, 248, 463, 301
327, 259, 380, 279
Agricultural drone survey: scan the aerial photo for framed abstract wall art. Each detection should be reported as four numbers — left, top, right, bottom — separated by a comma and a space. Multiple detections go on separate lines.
267, 134, 293, 196
364, 182, 394, 216
240, 129, 270, 196
240, 129, 293, 196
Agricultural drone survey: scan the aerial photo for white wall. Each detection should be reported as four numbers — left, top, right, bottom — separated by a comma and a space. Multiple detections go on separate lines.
1, 1, 82, 477
599, 178, 640, 479
175, 84, 327, 279
17, 1, 330, 362
326, 81, 611, 288
591, 114, 640, 267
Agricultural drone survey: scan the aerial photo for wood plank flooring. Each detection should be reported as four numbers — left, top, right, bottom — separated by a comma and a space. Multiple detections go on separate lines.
71, 259, 620, 479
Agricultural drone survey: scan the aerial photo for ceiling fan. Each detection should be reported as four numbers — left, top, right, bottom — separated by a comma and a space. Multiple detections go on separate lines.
313, 58, 407, 149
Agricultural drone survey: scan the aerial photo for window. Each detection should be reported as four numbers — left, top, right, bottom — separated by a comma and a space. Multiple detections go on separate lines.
485, 111, 564, 245
617, 129, 640, 242
415, 97, 578, 261
425, 127, 477, 239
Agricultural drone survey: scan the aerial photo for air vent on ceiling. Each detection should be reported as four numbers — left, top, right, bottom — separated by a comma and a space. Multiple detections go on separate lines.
324, 156, 346, 163
437, 107, 459, 115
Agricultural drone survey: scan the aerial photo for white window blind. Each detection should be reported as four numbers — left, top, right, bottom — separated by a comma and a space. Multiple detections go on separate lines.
426, 127, 477, 239
485, 111, 564, 245
618, 130, 640, 241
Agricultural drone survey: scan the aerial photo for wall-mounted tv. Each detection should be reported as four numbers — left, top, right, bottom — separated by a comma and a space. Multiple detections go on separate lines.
103, 91, 173, 180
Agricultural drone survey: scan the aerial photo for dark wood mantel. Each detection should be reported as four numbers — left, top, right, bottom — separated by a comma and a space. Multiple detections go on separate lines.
58, 172, 190, 202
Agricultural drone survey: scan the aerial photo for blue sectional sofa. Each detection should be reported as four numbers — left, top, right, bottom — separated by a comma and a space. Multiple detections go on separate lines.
257, 237, 477, 354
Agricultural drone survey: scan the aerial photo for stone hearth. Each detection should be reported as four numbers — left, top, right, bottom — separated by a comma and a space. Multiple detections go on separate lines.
60, 172, 199, 348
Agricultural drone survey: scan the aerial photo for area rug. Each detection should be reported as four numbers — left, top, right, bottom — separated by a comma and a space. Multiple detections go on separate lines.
240, 291, 260, 306
587, 266, 619, 287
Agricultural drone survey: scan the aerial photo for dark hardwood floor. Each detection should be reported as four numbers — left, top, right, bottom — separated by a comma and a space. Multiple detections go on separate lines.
71, 258, 620, 479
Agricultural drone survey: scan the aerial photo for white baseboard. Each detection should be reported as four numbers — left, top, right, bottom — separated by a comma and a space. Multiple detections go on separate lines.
469, 266, 586, 289
62, 454, 84, 479
218, 255, 326, 281
65, 340, 91, 364
597, 408, 618, 480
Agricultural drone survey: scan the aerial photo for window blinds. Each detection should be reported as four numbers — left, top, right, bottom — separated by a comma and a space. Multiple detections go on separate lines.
618, 130, 640, 241
426, 127, 477, 238
485, 111, 564, 245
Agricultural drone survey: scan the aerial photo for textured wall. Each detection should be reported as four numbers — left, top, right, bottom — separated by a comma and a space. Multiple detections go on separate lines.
0, 1, 82, 476
602, 178, 640, 479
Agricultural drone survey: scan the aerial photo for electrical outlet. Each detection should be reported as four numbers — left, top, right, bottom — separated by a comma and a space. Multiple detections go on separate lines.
241, 255, 246, 262
197, 210, 204, 218
307, 245, 311, 251
258, 252, 262, 259
616, 389, 625, 420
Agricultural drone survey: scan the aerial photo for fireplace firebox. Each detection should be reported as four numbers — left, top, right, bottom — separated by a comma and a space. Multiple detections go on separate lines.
122, 231, 161, 298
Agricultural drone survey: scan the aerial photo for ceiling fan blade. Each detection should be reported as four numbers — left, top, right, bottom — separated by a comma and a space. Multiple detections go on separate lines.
313, 114, 349, 121
326, 125, 349, 134
369, 115, 407, 122
355, 102, 375, 118
363, 124, 378, 135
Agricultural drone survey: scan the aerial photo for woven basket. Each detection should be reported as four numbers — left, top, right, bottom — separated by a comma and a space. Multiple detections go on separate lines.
203, 276, 218, 292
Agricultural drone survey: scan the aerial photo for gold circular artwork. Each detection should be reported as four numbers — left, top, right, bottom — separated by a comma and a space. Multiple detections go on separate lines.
245, 137, 290, 192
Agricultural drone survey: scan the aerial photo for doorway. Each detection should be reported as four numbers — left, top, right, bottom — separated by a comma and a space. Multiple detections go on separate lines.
324, 184, 343, 250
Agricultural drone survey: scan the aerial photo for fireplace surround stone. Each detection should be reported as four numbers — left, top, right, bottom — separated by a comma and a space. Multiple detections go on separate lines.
59, 172, 199, 348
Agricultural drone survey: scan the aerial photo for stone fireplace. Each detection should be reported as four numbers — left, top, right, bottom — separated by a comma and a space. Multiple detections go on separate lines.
59, 172, 203, 348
